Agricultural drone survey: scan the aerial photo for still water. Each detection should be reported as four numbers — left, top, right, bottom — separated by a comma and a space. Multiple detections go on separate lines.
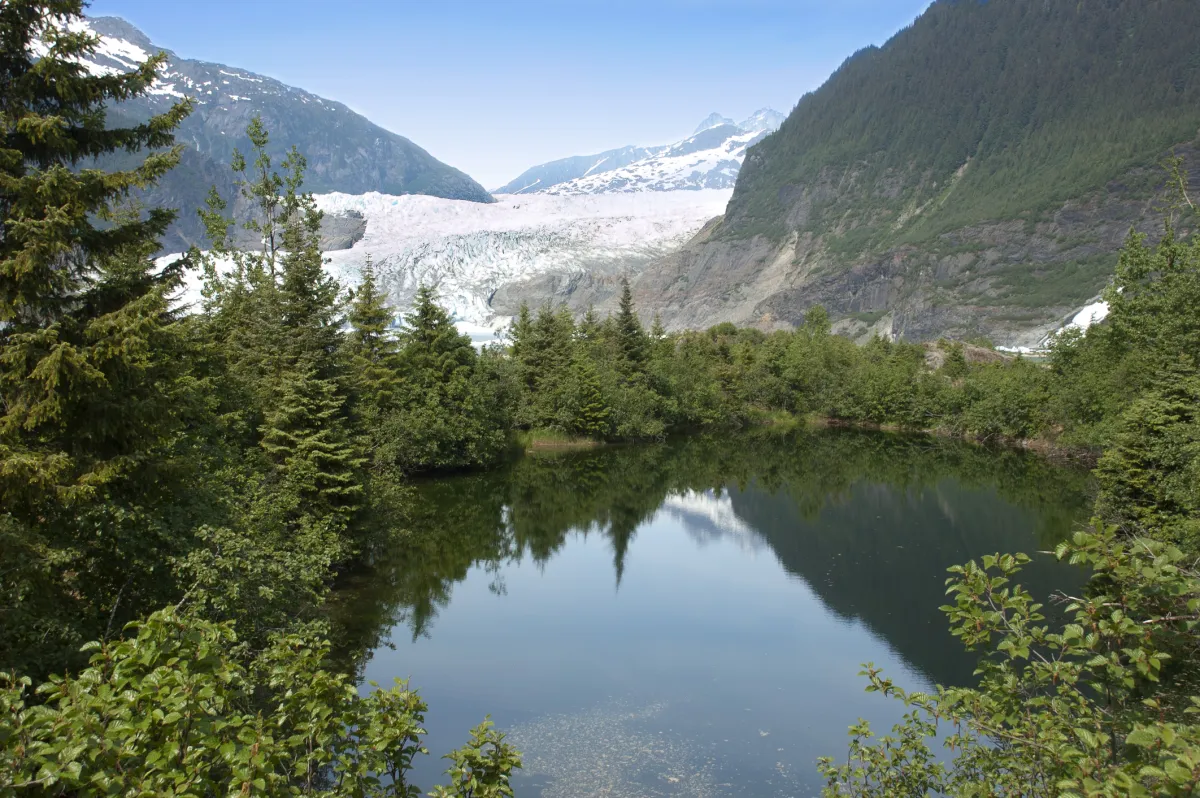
336, 429, 1093, 797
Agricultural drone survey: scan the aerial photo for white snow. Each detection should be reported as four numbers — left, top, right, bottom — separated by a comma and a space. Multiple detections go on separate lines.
1067, 300, 1109, 331
316, 190, 730, 324
147, 82, 186, 98
997, 298, 1112, 354
542, 129, 763, 195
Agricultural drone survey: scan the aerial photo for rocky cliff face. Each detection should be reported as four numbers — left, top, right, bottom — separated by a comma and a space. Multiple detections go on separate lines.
638, 150, 1200, 347
629, 0, 1200, 346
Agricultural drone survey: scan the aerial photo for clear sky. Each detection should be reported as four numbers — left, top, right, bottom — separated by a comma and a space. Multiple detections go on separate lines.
85, 0, 931, 189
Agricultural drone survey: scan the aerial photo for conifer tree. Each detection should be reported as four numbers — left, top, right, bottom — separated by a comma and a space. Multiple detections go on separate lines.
616, 275, 647, 370
260, 364, 365, 524
578, 304, 601, 344
375, 285, 505, 472
197, 120, 288, 416
0, 0, 197, 671
564, 350, 611, 439
277, 146, 341, 376
507, 301, 537, 405
648, 312, 674, 362
1094, 361, 1200, 544
345, 255, 400, 413
400, 284, 475, 391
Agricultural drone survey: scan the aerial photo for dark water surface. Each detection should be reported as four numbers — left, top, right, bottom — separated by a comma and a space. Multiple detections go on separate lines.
334, 429, 1093, 797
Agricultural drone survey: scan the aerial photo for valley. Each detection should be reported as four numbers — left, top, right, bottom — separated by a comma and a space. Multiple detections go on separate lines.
8, 2, 1200, 796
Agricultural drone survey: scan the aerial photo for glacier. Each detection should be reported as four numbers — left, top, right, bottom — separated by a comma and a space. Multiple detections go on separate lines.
316, 190, 732, 324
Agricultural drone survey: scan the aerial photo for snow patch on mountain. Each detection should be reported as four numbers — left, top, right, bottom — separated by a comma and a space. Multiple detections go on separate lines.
543, 126, 767, 195
738, 107, 787, 133
315, 190, 732, 324
694, 112, 736, 134
498, 110, 785, 197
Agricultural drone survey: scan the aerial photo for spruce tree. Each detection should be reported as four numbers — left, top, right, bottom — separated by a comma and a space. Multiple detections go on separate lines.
1094, 361, 1200, 544
260, 365, 364, 523
400, 284, 475, 391
380, 285, 505, 471
0, 0, 197, 672
615, 275, 647, 370
578, 304, 601, 344
508, 301, 536, 393
277, 146, 341, 375
345, 254, 400, 413
564, 350, 610, 439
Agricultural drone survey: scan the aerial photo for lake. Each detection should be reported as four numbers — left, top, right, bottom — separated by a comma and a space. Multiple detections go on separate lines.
334, 428, 1093, 797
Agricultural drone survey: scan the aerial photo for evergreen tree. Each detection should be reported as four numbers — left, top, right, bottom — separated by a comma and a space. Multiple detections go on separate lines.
400, 285, 475, 391
0, 0, 201, 672
648, 312, 674, 363
260, 364, 364, 524
345, 255, 400, 414
196, 119, 289, 417
1094, 362, 1200, 545
563, 349, 611, 439
579, 304, 601, 344
377, 285, 507, 472
615, 276, 647, 370
277, 146, 341, 376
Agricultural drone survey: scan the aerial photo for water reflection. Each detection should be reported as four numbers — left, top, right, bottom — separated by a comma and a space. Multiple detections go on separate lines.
331, 429, 1092, 796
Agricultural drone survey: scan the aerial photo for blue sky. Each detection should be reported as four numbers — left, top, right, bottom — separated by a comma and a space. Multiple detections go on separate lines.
86, 0, 931, 189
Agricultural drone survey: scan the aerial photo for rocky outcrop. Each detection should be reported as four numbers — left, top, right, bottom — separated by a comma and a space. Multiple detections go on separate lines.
634, 139, 1200, 347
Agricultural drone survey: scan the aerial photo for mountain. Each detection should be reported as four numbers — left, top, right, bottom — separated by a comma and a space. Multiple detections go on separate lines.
542, 124, 772, 195
495, 110, 784, 196
78, 17, 493, 250
631, 0, 1200, 347
492, 145, 661, 195
736, 108, 786, 134
693, 112, 735, 134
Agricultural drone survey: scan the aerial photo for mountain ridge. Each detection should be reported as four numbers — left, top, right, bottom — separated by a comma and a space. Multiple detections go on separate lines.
627, 0, 1200, 346
494, 109, 783, 196
79, 16, 493, 250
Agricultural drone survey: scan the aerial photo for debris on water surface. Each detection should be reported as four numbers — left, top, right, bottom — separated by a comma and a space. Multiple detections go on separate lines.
505, 699, 722, 797
505, 699, 806, 797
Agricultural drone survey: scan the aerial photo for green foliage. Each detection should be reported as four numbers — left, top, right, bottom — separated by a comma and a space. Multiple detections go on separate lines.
959, 359, 1050, 441
428, 719, 522, 798
0, 0, 206, 674
0, 607, 514, 797
1094, 367, 1200, 547
5, 5, 1200, 795
819, 526, 1200, 797
345, 255, 401, 416
730, 0, 1200, 247
373, 286, 509, 474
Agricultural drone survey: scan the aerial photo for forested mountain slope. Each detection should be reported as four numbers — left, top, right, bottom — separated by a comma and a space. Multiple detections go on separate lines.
635, 0, 1200, 346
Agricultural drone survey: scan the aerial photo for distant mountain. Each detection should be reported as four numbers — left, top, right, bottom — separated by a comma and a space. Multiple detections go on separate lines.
633, 0, 1200, 347
736, 108, 786, 134
693, 113, 735, 134
77, 17, 493, 250
495, 110, 783, 196
492, 145, 660, 195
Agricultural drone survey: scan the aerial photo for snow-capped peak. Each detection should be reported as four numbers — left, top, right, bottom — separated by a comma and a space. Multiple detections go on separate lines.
737, 108, 786, 134
498, 107, 787, 197
694, 112, 737, 135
